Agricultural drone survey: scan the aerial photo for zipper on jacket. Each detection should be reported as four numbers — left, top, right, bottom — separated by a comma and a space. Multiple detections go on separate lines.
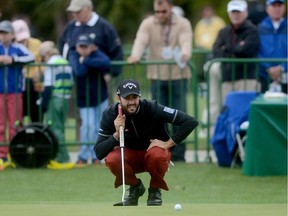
4, 47, 8, 92
131, 119, 139, 138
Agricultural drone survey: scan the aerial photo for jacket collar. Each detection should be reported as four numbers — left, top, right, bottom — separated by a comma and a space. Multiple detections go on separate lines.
75, 12, 99, 26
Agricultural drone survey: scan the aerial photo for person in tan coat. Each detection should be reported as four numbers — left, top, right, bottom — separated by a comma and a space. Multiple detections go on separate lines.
128, 0, 193, 162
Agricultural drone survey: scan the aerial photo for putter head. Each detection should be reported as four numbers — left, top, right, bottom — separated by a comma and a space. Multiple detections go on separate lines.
113, 201, 138, 206
113, 201, 125, 206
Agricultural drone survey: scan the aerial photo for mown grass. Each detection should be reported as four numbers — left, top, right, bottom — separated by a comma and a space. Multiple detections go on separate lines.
0, 163, 286, 216
0, 163, 286, 203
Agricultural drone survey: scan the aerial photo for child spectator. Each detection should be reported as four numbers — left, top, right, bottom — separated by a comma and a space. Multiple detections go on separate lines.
68, 33, 110, 166
0, 20, 34, 170
12, 19, 43, 122
39, 41, 74, 169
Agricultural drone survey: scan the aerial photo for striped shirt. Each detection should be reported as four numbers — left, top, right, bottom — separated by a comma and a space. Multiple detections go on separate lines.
43, 55, 73, 99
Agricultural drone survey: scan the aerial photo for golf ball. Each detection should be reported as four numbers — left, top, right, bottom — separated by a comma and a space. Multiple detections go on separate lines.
174, 204, 182, 211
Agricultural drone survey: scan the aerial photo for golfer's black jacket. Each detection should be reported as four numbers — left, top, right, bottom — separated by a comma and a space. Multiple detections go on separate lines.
94, 99, 198, 160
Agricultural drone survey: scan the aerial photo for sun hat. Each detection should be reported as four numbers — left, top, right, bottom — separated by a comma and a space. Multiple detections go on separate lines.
12, 19, 30, 42
66, 0, 93, 12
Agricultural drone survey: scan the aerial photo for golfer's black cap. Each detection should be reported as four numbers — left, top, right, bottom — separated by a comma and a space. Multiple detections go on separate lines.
117, 79, 141, 98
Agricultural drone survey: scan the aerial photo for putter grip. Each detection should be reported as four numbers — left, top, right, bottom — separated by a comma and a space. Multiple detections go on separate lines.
118, 105, 125, 148
118, 104, 123, 116
119, 126, 124, 148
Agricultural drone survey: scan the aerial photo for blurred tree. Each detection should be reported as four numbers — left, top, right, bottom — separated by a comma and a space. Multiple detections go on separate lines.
0, 0, 229, 44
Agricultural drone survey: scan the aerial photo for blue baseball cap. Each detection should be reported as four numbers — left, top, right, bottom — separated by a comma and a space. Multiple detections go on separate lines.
266, 0, 285, 5
76, 34, 93, 46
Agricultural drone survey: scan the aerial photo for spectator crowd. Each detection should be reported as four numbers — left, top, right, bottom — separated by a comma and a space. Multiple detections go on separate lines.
0, 0, 287, 171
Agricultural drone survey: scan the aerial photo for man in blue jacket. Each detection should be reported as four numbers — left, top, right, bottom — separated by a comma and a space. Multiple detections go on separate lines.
258, 0, 287, 93
59, 0, 123, 77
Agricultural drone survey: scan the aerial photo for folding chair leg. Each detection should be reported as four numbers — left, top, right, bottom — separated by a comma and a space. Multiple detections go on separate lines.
231, 134, 247, 168
230, 148, 239, 168
236, 134, 246, 162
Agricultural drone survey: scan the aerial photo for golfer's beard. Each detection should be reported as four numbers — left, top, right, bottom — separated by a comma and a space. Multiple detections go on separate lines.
124, 104, 138, 116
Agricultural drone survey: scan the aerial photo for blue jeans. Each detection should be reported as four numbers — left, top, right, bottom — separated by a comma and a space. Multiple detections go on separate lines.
78, 99, 108, 161
151, 79, 187, 161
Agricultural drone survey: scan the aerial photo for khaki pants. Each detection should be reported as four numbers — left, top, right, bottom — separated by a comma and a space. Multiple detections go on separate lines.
222, 79, 260, 103
201, 62, 221, 130
202, 62, 260, 135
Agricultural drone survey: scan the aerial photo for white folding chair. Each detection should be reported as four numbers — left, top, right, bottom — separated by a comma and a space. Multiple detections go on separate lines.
231, 121, 249, 167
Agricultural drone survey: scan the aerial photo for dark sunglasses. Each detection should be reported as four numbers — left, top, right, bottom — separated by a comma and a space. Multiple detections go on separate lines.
78, 44, 89, 48
154, 10, 167, 14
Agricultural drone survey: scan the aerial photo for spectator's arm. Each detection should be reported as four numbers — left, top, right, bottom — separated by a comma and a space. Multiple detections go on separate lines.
68, 50, 88, 77
179, 18, 193, 61
12, 44, 35, 65
233, 28, 259, 57
212, 29, 227, 58
129, 19, 151, 62
83, 50, 111, 72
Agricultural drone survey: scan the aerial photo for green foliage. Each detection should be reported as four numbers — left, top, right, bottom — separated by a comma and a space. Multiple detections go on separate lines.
0, 0, 230, 43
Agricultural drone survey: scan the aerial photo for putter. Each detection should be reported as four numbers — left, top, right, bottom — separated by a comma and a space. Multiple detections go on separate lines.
114, 104, 126, 206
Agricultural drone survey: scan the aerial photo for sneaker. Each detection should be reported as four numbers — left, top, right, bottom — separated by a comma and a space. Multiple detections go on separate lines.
47, 160, 74, 170
92, 159, 101, 165
74, 159, 88, 168
147, 188, 162, 206
0, 158, 4, 171
114, 179, 146, 206
0, 157, 15, 169
7, 154, 16, 168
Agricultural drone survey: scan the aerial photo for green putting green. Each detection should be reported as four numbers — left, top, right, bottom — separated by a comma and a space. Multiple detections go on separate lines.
0, 203, 286, 216
0, 163, 286, 216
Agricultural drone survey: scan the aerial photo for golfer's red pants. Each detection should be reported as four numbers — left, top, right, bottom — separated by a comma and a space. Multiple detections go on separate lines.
105, 146, 171, 191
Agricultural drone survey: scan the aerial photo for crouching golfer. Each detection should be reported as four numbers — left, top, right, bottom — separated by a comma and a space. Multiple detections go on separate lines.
94, 79, 198, 206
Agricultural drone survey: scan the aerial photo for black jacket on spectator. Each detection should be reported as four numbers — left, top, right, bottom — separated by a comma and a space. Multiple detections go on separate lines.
213, 20, 259, 82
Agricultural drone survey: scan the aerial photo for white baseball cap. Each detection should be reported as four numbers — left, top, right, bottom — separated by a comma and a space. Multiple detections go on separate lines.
227, 0, 248, 12
12, 19, 30, 42
66, 0, 93, 12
